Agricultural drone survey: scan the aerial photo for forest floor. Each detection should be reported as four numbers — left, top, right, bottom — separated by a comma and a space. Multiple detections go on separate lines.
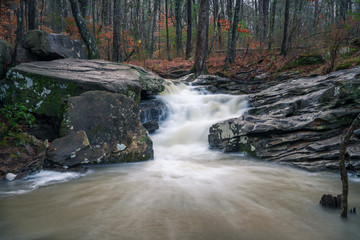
129, 48, 360, 81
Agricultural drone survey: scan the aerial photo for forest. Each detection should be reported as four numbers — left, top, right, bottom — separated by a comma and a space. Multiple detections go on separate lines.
1, 0, 360, 77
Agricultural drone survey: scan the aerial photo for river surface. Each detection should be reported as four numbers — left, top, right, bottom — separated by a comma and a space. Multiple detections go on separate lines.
0, 83, 359, 240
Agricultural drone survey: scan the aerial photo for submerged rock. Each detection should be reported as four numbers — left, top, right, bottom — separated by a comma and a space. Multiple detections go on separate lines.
320, 194, 341, 208
209, 67, 360, 171
0, 58, 165, 118
51, 90, 153, 165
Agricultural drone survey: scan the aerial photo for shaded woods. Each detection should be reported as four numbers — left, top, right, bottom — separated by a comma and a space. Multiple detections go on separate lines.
1, 0, 359, 75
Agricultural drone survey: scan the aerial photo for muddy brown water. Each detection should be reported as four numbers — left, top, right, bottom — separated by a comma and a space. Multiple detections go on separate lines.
1, 83, 359, 240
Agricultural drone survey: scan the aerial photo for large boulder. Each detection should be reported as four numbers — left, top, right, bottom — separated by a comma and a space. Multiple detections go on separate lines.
209, 67, 360, 171
22, 30, 86, 60
0, 39, 13, 78
48, 91, 153, 166
0, 59, 165, 118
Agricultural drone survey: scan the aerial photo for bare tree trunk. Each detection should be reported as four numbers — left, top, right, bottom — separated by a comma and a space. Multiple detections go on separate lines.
185, 0, 192, 60
149, 0, 159, 59
339, 113, 360, 218
92, 0, 96, 41
112, 0, 122, 62
267, 0, 276, 50
280, 0, 290, 56
69, 0, 100, 59
224, 0, 241, 67
226, 0, 233, 58
175, 0, 183, 56
39, 0, 45, 30
262, 0, 270, 48
12, 0, 25, 65
192, 0, 210, 75
165, 0, 172, 61
28, 0, 39, 30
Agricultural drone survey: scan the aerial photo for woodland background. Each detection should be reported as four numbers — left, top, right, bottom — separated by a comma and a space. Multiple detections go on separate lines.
1, 0, 360, 77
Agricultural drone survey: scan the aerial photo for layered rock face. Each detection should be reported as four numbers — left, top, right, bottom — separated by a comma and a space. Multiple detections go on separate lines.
0, 58, 165, 118
209, 67, 360, 171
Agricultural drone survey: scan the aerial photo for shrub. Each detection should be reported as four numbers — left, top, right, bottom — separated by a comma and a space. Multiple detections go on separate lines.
0, 103, 35, 145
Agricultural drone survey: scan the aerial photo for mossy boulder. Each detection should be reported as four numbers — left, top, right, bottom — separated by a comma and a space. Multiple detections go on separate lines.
282, 54, 325, 70
0, 38, 13, 78
0, 59, 165, 118
58, 91, 153, 164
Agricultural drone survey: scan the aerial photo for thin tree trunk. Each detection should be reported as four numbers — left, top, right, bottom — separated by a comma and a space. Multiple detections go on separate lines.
12, 0, 25, 65
149, 0, 159, 59
166, 0, 172, 61
39, 0, 45, 30
262, 0, 269, 49
224, 0, 241, 67
226, 0, 233, 59
280, 0, 290, 56
267, 0, 276, 50
192, 0, 210, 75
112, 0, 122, 62
92, 0, 96, 41
185, 0, 192, 60
69, 0, 100, 59
339, 113, 360, 218
28, 0, 39, 30
175, 0, 182, 56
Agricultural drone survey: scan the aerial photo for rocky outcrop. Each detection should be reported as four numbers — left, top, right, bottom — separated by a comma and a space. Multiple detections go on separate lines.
191, 71, 303, 94
47, 91, 153, 167
0, 39, 13, 78
0, 133, 47, 180
209, 67, 360, 171
0, 58, 165, 118
17, 30, 86, 63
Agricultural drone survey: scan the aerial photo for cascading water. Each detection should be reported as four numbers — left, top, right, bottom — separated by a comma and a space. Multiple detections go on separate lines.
0, 83, 360, 240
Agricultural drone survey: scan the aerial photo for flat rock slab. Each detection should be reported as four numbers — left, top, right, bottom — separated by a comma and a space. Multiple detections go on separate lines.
0, 58, 164, 117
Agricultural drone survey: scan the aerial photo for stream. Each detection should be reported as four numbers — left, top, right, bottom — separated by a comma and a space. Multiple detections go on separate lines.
0, 83, 359, 240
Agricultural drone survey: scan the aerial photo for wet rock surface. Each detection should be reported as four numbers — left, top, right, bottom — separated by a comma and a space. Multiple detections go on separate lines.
209, 67, 360, 171
52, 90, 153, 166
140, 99, 167, 133
0, 58, 165, 118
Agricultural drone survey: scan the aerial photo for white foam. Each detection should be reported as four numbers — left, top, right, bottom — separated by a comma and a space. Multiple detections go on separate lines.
0, 170, 89, 197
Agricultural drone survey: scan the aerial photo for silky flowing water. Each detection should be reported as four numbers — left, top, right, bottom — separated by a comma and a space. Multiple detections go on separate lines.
1, 83, 359, 240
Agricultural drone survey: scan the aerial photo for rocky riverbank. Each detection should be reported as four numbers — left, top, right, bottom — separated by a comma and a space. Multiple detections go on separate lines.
208, 67, 360, 173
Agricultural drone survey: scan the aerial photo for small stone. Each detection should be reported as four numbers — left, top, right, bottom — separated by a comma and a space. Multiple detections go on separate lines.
6, 173, 17, 181
116, 143, 127, 151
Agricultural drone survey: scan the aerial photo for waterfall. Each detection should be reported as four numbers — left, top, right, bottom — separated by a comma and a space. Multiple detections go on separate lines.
152, 82, 247, 149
